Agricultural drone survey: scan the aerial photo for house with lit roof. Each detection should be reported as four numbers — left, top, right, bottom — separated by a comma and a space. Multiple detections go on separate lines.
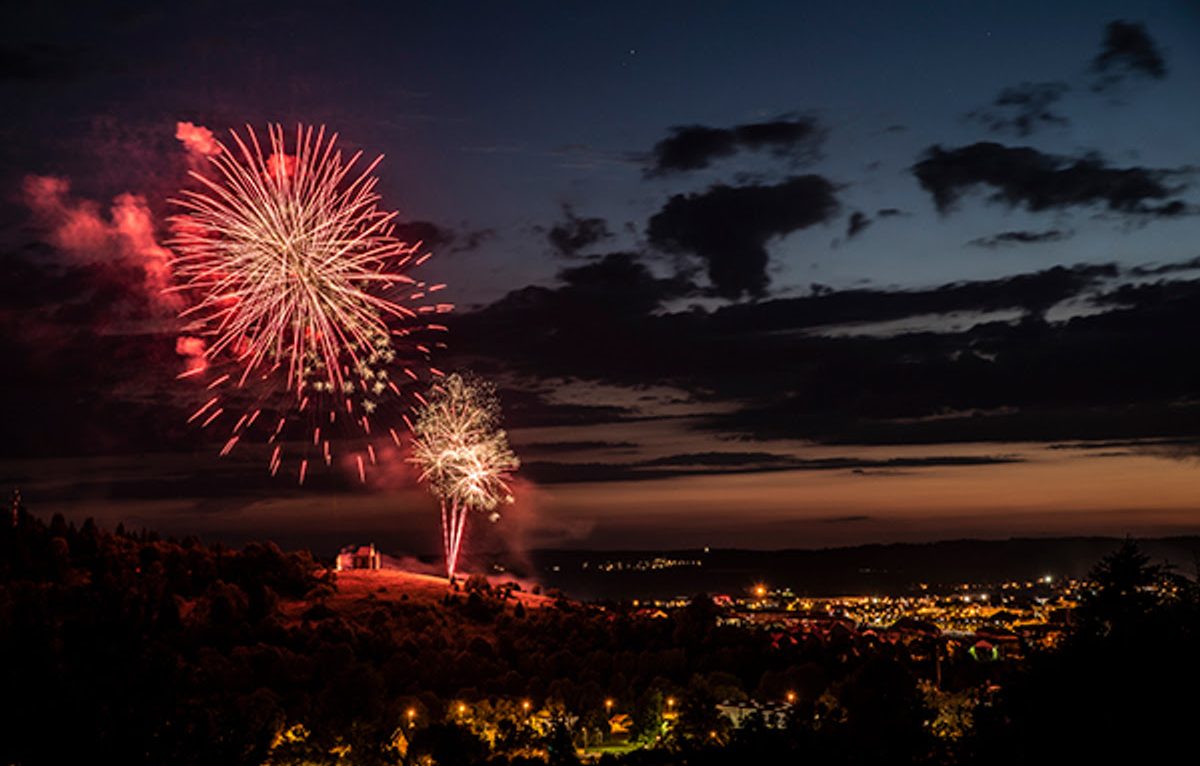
335, 543, 382, 571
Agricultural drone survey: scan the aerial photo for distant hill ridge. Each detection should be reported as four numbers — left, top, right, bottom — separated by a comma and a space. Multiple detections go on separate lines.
525, 536, 1200, 599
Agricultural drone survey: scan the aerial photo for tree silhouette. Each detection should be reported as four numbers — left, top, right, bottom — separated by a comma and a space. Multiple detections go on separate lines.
972, 539, 1199, 764
1076, 537, 1163, 639
407, 723, 487, 766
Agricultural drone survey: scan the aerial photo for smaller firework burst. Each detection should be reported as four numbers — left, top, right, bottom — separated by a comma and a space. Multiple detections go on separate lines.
410, 373, 519, 579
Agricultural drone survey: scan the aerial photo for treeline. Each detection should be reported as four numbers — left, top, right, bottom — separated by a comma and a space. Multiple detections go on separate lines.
0, 503, 1197, 765
0, 505, 325, 764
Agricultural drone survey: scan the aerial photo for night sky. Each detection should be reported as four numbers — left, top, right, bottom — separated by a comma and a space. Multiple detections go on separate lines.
3, 1, 1200, 555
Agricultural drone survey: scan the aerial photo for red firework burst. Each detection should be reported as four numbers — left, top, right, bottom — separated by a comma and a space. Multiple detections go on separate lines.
168, 123, 451, 483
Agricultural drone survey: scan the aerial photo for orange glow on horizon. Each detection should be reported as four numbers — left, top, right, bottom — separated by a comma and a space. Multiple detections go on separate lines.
533, 443, 1200, 544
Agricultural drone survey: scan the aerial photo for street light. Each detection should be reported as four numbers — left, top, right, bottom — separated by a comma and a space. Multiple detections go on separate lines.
786, 690, 796, 704
605, 698, 614, 714
407, 708, 417, 727
522, 700, 531, 713
666, 697, 675, 709
458, 703, 467, 716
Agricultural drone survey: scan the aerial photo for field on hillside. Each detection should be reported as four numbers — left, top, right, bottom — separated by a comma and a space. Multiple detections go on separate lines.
279, 566, 557, 621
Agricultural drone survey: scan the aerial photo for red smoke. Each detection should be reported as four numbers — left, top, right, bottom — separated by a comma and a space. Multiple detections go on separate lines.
23, 172, 205, 376
175, 336, 208, 375
175, 121, 220, 159
23, 175, 182, 313
490, 475, 542, 565
358, 440, 422, 490
24, 175, 109, 252
266, 152, 297, 179
111, 193, 176, 304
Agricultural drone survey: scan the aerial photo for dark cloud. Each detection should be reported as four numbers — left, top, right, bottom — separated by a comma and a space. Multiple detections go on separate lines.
968, 229, 1071, 248
1048, 437, 1200, 453
846, 211, 871, 239
453, 262, 1119, 389
719, 401, 1200, 448
1091, 20, 1167, 91
646, 176, 840, 298
706, 276, 1200, 443
1127, 255, 1200, 277
1088, 275, 1200, 309
458, 250, 695, 318
913, 142, 1189, 217
450, 251, 698, 393
545, 205, 612, 257
442, 259, 1200, 450
1046, 436, 1200, 465
554, 251, 698, 310
517, 462, 644, 484
641, 451, 795, 467
391, 221, 492, 255
393, 220, 456, 251
453, 228, 495, 253
711, 263, 1117, 328
495, 387, 639, 430
518, 440, 639, 453
967, 81, 1070, 137
644, 117, 824, 176
520, 452, 1023, 484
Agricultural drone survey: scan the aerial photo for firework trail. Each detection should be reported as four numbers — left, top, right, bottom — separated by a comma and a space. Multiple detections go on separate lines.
168, 123, 451, 482
410, 374, 519, 579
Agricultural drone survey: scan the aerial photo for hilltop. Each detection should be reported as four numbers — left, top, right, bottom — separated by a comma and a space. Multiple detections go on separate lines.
312, 567, 557, 614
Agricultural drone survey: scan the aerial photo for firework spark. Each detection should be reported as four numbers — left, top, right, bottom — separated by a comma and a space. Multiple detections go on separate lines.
410, 374, 519, 579
169, 123, 450, 481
